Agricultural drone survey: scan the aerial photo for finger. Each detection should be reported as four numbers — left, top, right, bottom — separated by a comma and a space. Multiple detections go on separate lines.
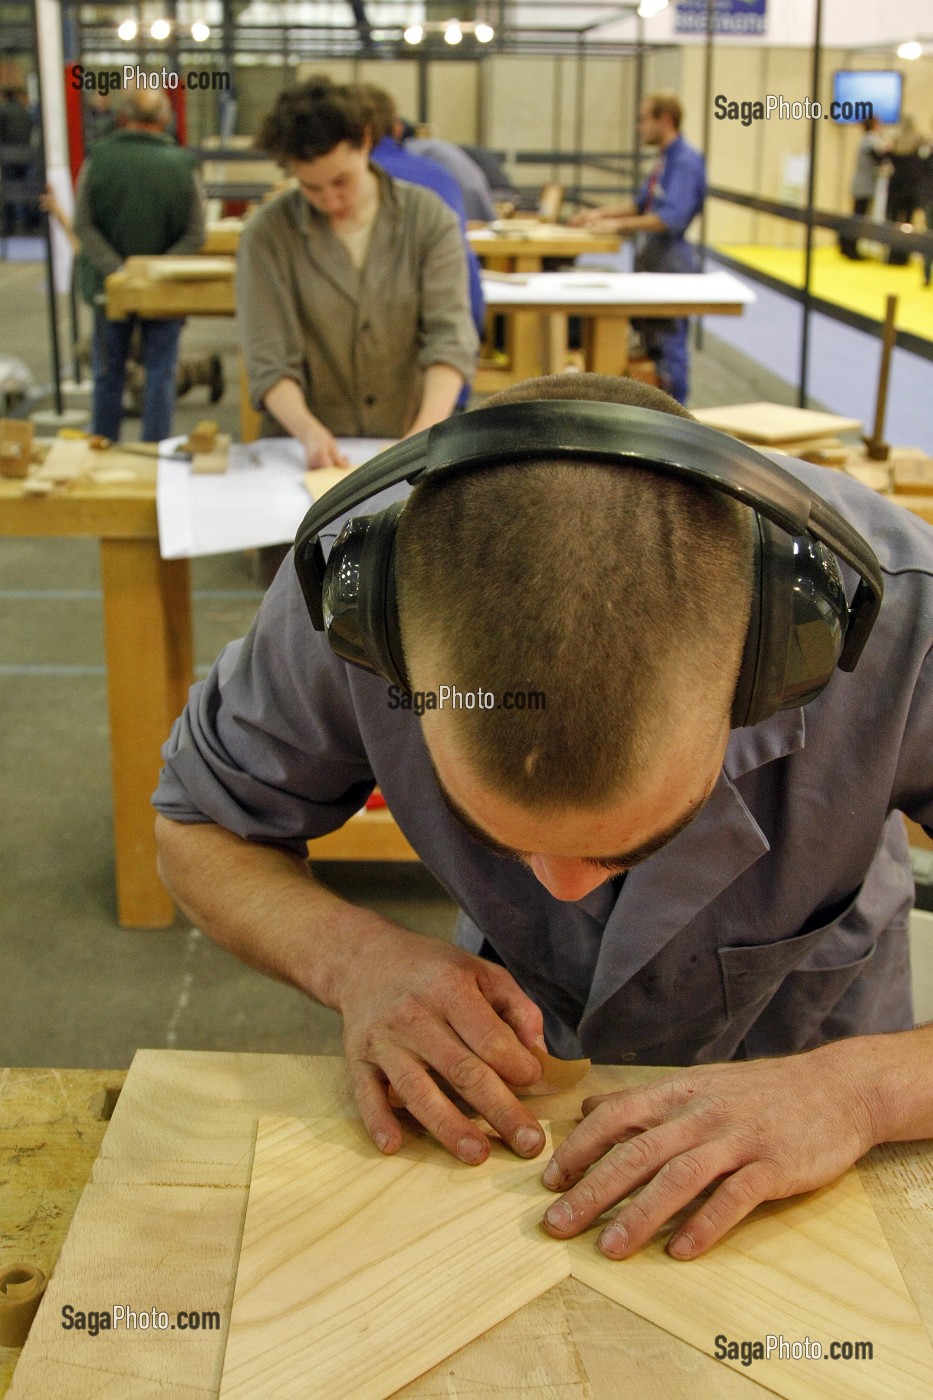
348, 1059, 404, 1155
472, 962, 545, 1084
596, 1145, 735, 1259
664, 1162, 778, 1259
542, 1118, 699, 1237
544, 1092, 667, 1190
429, 1037, 546, 1160
379, 1047, 492, 1165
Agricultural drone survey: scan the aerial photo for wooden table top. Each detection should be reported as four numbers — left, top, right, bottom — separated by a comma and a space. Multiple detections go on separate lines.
197, 220, 621, 261
0, 453, 158, 538
2, 1055, 933, 1399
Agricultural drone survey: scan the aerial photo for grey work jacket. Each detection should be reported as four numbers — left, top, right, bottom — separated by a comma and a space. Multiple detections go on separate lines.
154, 461, 933, 1065
236, 170, 478, 440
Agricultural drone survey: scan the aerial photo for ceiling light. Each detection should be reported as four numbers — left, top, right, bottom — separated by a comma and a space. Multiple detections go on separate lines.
192, 21, 210, 42
444, 20, 463, 45
475, 22, 494, 42
150, 18, 171, 40
637, 0, 668, 16
403, 24, 423, 44
117, 18, 137, 41
896, 40, 922, 60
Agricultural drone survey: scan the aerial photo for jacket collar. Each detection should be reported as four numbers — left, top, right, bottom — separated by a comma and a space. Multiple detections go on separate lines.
292, 165, 399, 305
579, 706, 806, 1026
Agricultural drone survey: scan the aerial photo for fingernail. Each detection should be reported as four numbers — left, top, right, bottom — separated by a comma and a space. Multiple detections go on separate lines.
534, 1034, 548, 1051
542, 1159, 561, 1188
598, 1223, 628, 1257
545, 1201, 572, 1230
373, 1130, 391, 1152
457, 1136, 486, 1164
515, 1126, 544, 1156
668, 1232, 694, 1258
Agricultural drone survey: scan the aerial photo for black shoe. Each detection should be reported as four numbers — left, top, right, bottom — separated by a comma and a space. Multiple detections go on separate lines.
208, 354, 225, 404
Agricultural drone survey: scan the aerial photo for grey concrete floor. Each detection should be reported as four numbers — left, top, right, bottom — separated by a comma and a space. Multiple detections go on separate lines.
1, 253, 930, 1069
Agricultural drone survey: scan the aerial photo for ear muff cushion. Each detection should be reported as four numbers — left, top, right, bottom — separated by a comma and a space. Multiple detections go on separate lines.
357, 501, 408, 690
732, 514, 795, 728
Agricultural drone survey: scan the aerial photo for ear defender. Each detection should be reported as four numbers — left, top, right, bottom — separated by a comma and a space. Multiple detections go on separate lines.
294, 401, 882, 729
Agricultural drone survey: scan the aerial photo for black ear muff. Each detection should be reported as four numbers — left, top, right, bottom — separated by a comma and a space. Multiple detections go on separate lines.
732, 515, 794, 728
320, 501, 408, 689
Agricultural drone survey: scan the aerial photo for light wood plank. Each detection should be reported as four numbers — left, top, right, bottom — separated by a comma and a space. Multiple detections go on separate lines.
219, 1117, 567, 1400
570, 1170, 933, 1399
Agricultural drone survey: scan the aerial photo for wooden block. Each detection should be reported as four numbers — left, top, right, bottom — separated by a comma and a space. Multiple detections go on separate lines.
36, 438, 93, 482
219, 1115, 933, 1400
191, 433, 231, 475
188, 419, 219, 455
219, 1118, 567, 1400
0, 419, 33, 478
891, 450, 933, 495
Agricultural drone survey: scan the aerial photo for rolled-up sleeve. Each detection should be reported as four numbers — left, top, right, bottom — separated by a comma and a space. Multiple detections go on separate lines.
416, 203, 479, 380
236, 206, 308, 412
153, 561, 377, 854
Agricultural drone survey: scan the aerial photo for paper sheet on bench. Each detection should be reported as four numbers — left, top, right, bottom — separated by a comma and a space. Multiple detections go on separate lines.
156, 437, 394, 559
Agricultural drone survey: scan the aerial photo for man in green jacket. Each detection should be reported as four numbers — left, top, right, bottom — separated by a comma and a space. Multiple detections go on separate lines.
73, 85, 205, 442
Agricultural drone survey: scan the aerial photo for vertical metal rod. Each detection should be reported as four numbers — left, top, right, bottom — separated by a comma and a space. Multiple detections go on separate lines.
798, 0, 823, 408
418, 52, 429, 126
34, 0, 64, 415
695, 0, 715, 351
552, 56, 562, 184
633, 16, 644, 194
574, 36, 584, 206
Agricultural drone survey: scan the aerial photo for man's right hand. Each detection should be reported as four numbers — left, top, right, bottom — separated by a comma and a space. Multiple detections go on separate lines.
334, 926, 548, 1165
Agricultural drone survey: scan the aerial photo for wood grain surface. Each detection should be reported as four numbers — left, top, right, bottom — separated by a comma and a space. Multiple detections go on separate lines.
6, 1051, 933, 1399
220, 1115, 933, 1400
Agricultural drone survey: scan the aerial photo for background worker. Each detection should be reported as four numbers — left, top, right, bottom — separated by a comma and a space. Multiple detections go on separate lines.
839, 114, 889, 260
72, 85, 206, 442
571, 92, 706, 403
403, 123, 497, 223
348, 81, 486, 400
154, 372, 932, 1263
237, 79, 477, 471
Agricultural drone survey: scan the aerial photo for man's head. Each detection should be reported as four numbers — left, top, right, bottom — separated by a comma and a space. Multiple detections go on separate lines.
638, 92, 682, 148
395, 374, 753, 900
114, 85, 171, 129
257, 78, 372, 220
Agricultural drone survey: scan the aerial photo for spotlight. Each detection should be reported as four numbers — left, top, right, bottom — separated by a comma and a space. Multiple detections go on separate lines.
117, 18, 137, 41
444, 20, 463, 45
403, 24, 423, 44
150, 18, 171, 40
192, 21, 210, 42
637, 0, 668, 16
896, 41, 922, 61
475, 22, 494, 42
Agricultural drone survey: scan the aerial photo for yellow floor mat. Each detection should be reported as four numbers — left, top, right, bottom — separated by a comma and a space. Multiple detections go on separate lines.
716, 244, 932, 343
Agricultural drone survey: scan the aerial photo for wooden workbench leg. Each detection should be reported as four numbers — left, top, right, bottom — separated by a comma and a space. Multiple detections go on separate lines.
99, 540, 193, 929
541, 313, 569, 375
589, 316, 631, 377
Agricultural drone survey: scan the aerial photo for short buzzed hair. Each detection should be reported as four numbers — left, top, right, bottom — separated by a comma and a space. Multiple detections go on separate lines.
646, 90, 683, 130
396, 374, 752, 809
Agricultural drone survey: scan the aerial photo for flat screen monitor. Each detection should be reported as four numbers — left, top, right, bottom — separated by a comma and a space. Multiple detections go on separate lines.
832, 70, 903, 125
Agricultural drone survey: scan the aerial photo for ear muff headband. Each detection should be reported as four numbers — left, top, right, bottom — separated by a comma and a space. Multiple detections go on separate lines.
295, 400, 882, 674
294, 401, 883, 718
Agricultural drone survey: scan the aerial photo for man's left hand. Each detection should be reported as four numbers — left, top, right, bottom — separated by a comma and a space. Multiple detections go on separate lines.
540, 1044, 880, 1259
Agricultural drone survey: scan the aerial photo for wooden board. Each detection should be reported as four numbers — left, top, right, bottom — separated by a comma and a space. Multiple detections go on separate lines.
9, 1051, 933, 1398
220, 1118, 567, 1400
692, 403, 862, 445
219, 1115, 933, 1400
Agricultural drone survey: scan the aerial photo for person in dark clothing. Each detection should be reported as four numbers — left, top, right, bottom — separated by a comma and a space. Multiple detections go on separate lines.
0, 87, 38, 233
839, 116, 888, 260
72, 85, 205, 442
886, 116, 923, 266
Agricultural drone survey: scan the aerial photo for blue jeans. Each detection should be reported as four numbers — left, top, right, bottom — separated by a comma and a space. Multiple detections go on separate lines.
633, 316, 690, 405
92, 312, 184, 442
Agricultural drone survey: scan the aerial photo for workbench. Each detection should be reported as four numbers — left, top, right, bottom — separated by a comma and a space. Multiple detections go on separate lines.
2, 1054, 932, 1398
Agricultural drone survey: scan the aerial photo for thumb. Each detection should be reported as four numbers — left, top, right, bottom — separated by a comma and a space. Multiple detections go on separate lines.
475, 960, 546, 1055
